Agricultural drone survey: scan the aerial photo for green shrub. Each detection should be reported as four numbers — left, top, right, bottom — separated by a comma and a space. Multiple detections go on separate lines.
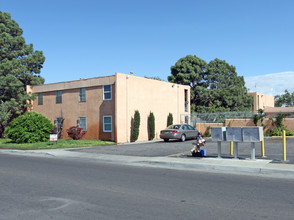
132, 110, 140, 141
253, 114, 259, 126
203, 126, 211, 137
5, 112, 53, 143
167, 113, 173, 126
265, 127, 294, 136
148, 112, 155, 140
253, 109, 266, 126
274, 113, 290, 127
264, 113, 294, 136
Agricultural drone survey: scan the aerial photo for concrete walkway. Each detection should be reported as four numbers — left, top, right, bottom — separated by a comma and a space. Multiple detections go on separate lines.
2, 148, 294, 180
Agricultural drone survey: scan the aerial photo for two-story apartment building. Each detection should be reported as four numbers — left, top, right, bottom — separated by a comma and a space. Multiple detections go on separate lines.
26, 72, 190, 143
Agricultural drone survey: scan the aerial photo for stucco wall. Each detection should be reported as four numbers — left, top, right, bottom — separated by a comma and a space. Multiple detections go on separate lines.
115, 72, 190, 143
248, 92, 275, 111
29, 73, 189, 142
284, 118, 294, 131
225, 119, 256, 127
195, 123, 224, 134
196, 118, 294, 135
29, 76, 116, 140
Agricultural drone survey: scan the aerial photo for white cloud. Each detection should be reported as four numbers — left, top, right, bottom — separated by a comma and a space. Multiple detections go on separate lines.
244, 71, 294, 96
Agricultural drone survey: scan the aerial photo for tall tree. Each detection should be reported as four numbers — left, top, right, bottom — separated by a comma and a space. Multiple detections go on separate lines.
201, 58, 253, 112
168, 55, 253, 113
275, 90, 294, 107
0, 12, 45, 136
168, 55, 208, 112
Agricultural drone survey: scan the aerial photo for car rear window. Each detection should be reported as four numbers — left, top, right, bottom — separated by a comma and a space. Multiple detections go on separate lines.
167, 125, 181, 129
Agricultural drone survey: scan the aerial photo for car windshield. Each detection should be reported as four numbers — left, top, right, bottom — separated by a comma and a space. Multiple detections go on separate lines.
167, 125, 181, 129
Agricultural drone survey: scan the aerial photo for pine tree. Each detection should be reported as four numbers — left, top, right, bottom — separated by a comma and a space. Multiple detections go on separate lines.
0, 12, 45, 136
168, 55, 253, 112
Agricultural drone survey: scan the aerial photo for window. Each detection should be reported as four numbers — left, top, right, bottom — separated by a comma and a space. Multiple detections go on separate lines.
188, 125, 195, 130
182, 125, 188, 130
37, 93, 43, 105
79, 88, 86, 102
103, 85, 112, 100
103, 116, 112, 132
185, 115, 189, 124
184, 89, 188, 112
78, 117, 87, 131
56, 91, 62, 104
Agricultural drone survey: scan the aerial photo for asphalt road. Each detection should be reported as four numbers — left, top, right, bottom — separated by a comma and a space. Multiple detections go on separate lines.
71, 138, 294, 163
1, 153, 294, 220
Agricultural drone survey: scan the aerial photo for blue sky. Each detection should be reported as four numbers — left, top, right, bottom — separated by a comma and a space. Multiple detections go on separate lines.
2, 0, 294, 96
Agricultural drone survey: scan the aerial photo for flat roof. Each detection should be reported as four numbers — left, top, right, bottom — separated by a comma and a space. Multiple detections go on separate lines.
30, 75, 116, 93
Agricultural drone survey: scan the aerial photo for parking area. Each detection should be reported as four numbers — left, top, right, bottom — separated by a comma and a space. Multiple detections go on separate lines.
70, 138, 294, 164
71, 139, 193, 157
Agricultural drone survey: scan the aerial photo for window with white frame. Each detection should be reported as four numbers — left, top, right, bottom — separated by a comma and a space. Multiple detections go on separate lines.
79, 88, 86, 102
103, 85, 112, 100
78, 117, 87, 131
103, 116, 112, 132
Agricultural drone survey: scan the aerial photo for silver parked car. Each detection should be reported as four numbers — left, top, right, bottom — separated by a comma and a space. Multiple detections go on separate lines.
160, 124, 199, 142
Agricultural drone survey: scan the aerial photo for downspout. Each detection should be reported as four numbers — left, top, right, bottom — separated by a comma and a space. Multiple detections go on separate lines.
177, 85, 179, 123
126, 75, 129, 142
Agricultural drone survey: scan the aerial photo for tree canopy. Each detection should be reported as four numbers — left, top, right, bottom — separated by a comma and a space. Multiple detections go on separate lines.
275, 90, 294, 107
168, 55, 253, 113
144, 76, 163, 81
0, 12, 45, 136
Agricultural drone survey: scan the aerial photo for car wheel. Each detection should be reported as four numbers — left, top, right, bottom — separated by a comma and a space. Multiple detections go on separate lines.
164, 139, 169, 142
180, 134, 186, 142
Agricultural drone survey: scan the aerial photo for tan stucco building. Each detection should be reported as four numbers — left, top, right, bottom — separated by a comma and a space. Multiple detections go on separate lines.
248, 92, 275, 111
26, 72, 190, 143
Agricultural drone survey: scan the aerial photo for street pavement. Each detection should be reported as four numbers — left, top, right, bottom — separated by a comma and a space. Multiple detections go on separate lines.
2, 154, 293, 220
1, 137, 294, 179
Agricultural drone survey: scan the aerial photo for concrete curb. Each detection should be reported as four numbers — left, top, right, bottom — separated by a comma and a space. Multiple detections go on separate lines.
1, 149, 294, 179
272, 136, 294, 138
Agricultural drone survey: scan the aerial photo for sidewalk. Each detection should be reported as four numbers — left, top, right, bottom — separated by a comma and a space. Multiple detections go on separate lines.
2, 148, 294, 180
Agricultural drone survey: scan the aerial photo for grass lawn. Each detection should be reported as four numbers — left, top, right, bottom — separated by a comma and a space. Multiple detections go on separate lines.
0, 138, 115, 150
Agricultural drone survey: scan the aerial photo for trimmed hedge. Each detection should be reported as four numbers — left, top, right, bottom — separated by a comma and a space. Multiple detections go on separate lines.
132, 110, 140, 141
5, 112, 53, 143
149, 112, 155, 140
167, 113, 173, 126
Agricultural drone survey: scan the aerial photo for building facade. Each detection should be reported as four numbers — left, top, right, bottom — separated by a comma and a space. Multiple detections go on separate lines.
248, 92, 275, 111
27, 72, 190, 143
